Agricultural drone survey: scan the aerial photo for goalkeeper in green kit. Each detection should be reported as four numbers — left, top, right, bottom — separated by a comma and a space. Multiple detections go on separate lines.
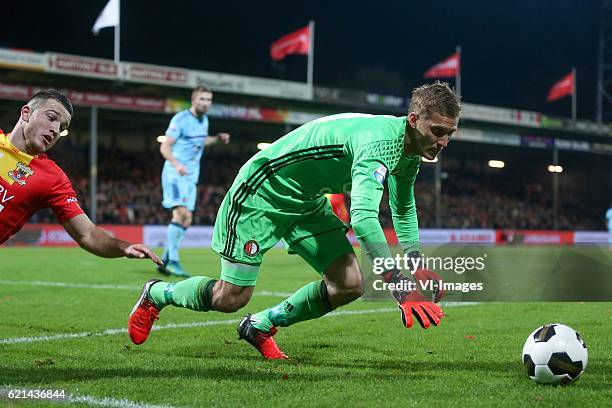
128, 82, 461, 359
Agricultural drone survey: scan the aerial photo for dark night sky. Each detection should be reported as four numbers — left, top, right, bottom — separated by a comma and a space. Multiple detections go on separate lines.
1, 0, 601, 119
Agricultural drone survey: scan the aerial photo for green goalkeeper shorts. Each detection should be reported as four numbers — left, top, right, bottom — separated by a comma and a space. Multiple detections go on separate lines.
211, 188, 354, 287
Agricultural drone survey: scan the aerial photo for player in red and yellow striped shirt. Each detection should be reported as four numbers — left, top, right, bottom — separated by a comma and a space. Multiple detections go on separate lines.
0, 89, 161, 265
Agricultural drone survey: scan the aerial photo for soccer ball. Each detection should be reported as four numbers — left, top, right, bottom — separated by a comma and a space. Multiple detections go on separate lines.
522, 323, 588, 385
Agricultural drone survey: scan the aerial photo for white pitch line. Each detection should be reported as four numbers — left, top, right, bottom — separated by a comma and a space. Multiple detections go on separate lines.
0, 280, 293, 298
255, 290, 293, 297
0, 280, 136, 290
0, 303, 478, 345
0, 303, 479, 408
0, 387, 180, 408
67, 395, 180, 408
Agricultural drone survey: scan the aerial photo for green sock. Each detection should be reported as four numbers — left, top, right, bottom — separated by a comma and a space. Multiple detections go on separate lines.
149, 277, 217, 312
251, 280, 334, 332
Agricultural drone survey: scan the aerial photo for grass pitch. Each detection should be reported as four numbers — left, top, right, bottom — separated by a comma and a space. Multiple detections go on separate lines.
1, 247, 611, 407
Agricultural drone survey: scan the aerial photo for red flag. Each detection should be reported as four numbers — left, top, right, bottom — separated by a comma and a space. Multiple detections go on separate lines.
547, 72, 574, 101
423, 52, 460, 78
270, 25, 310, 61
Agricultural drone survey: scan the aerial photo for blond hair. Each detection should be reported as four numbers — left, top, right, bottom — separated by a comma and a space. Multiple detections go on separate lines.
408, 82, 461, 118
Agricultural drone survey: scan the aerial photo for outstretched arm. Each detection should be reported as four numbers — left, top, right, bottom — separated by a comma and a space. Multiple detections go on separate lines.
62, 214, 162, 265
351, 158, 443, 329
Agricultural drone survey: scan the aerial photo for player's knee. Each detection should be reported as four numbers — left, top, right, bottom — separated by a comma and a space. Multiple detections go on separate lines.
324, 253, 364, 303
327, 275, 364, 304
173, 207, 192, 228
339, 275, 365, 300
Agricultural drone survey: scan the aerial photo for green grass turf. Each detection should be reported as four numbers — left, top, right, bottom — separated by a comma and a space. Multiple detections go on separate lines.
0, 247, 611, 407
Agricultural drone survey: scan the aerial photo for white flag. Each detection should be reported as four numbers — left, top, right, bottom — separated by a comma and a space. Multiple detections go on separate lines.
92, 0, 119, 35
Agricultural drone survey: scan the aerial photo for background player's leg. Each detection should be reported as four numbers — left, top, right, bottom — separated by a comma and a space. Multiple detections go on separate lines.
162, 206, 192, 276
161, 178, 195, 276
165, 219, 185, 262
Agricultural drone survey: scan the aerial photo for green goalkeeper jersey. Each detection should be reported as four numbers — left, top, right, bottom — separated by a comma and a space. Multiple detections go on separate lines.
236, 113, 421, 261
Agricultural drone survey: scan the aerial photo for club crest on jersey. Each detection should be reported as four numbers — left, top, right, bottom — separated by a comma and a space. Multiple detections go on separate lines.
373, 165, 387, 184
244, 240, 260, 257
8, 162, 34, 186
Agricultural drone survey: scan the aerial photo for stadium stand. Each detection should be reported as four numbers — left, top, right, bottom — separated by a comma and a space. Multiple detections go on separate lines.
29, 143, 603, 230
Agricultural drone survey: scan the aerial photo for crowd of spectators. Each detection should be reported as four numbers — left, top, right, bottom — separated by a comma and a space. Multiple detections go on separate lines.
410, 178, 598, 230
31, 145, 605, 230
